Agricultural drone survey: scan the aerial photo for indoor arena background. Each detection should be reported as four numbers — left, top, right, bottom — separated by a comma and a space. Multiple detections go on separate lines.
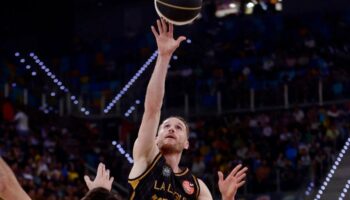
1, 0, 350, 199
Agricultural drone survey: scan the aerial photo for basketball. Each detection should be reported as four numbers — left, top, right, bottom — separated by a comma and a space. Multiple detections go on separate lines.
154, 0, 202, 26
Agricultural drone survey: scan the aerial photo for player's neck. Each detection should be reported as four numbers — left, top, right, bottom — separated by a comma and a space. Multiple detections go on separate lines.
163, 152, 182, 173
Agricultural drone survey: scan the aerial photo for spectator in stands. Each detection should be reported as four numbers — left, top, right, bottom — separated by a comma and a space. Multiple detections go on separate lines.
1, 98, 14, 123
13, 106, 30, 137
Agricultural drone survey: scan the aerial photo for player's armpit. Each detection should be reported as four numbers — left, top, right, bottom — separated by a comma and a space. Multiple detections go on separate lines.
197, 179, 213, 200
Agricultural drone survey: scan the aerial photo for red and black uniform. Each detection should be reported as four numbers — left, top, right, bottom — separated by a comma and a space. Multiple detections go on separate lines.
128, 153, 201, 200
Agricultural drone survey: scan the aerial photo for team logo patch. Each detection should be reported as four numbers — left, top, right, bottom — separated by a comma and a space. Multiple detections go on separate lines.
162, 166, 171, 177
182, 180, 195, 195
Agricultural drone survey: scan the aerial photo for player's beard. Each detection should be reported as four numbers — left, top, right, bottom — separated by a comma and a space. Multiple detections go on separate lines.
158, 138, 183, 154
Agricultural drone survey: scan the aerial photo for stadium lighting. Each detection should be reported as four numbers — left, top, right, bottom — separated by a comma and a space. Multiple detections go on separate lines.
247, 2, 255, 8
229, 3, 236, 8
15, 52, 91, 116
104, 51, 158, 113
314, 137, 350, 200
124, 100, 142, 118
338, 179, 350, 200
112, 141, 133, 164
104, 40, 191, 114
26, 52, 92, 116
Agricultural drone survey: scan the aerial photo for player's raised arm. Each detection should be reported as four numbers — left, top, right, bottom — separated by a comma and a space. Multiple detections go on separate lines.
130, 19, 186, 177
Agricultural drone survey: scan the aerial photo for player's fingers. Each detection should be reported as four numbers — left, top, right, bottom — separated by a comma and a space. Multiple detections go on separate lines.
151, 26, 159, 38
235, 167, 248, 178
168, 23, 174, 36
218, 171, 224, 182
157, 19, 164, 33
228, 164, 242, 177
96, 163, 103, 177
237, 180, 246, 188
161, 18, 168, 33
106, 169, 110, 179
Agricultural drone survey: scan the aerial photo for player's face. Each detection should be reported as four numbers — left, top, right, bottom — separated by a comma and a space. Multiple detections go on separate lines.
157, 117, 189, 153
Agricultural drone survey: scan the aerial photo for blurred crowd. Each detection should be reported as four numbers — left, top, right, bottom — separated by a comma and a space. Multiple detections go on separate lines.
1, 96, 350, 198
0, 99, 128, 200
2, 12, 350, 114
183, 104, 349, 196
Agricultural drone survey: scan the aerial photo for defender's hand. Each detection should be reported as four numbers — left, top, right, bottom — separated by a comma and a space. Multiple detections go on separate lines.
218, 164, 247, 200
84, 163, 114, 191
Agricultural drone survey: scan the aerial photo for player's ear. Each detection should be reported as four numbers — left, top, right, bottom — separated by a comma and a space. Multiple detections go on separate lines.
184, 140, 189, 150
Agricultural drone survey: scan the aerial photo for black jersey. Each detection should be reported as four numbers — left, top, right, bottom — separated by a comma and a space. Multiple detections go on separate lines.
128, 153, 201, 200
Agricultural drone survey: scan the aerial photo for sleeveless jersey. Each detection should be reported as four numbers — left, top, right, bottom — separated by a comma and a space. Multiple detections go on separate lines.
128, 153, 201, 200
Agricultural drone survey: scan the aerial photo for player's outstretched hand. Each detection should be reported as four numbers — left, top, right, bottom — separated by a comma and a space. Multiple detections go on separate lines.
218, 164, 248, 200
84, 163, 114, 191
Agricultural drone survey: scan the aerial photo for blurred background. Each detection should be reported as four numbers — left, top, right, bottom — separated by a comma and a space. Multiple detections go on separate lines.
1, 0, 350, 199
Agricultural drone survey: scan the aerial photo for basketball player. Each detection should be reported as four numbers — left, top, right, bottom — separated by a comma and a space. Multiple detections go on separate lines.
128, 18, 247, 200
